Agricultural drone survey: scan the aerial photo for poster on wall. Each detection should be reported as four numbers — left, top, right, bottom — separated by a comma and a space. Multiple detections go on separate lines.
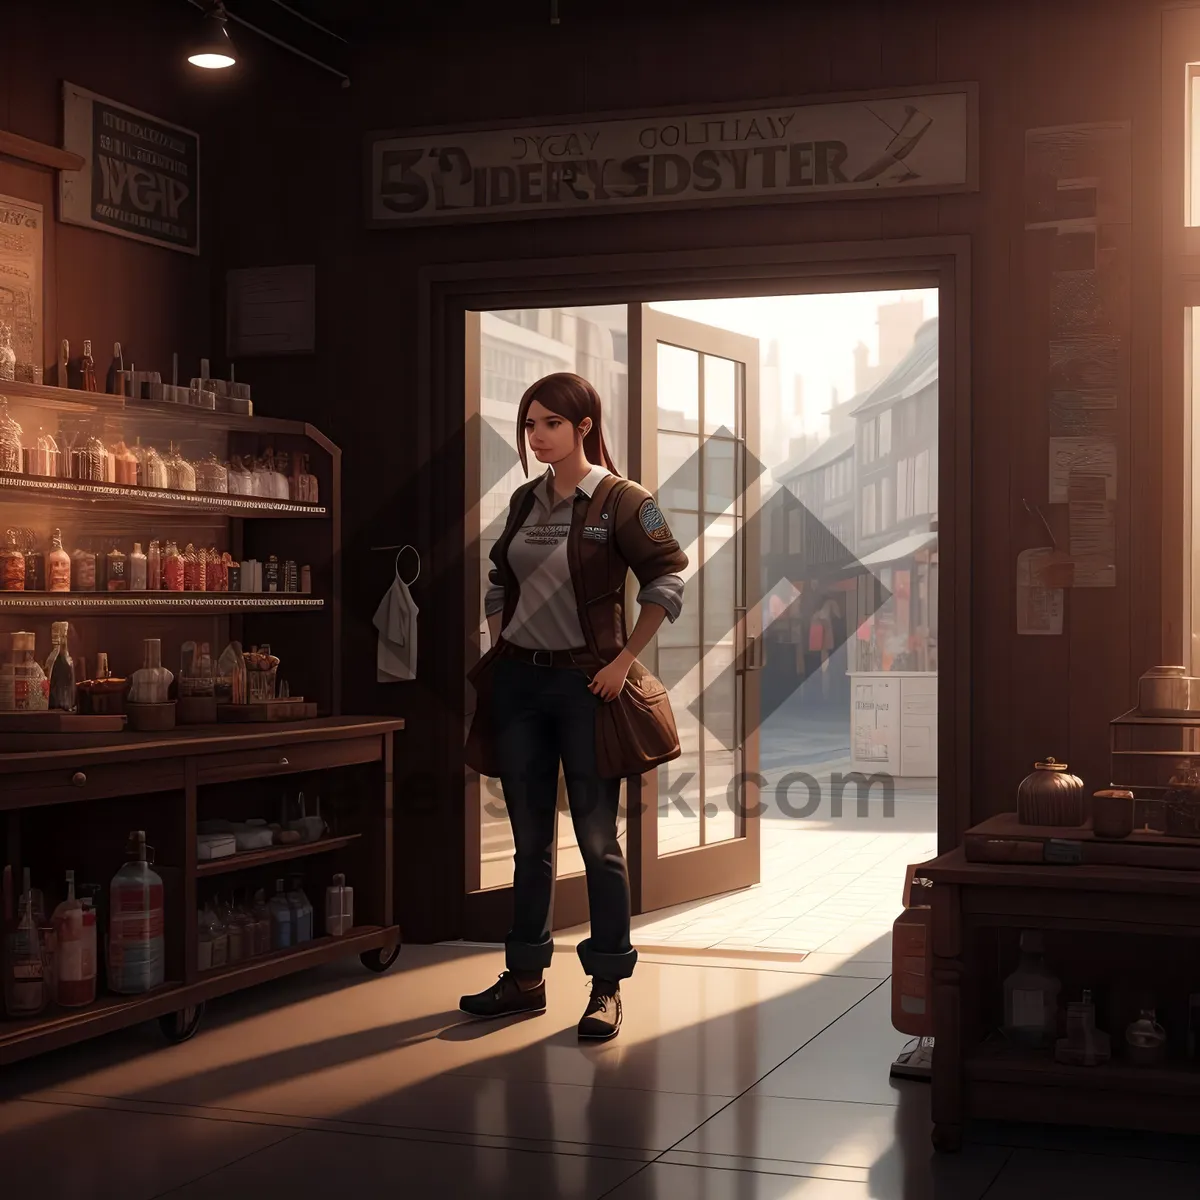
59, 82, 200, 256
367, 85, 977, 227
0, 195, 44, 374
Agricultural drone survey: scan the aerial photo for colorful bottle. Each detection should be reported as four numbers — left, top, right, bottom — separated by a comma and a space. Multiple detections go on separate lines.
12, 630, 48, 711
106, 544, 127, 592
47, 528, 71, 592
163, 540, 184, 592
107, 831, 165, 995
0, 528, 25, 591
80, 339, 98, 392
129, 542, 147, 591
147, 539, 162, 591
52, 869, 97, 1008
45, 621, 76, 712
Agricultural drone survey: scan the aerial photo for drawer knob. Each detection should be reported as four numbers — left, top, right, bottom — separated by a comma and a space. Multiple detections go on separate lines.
71, 771, 87, 787
279, 756, 289, 766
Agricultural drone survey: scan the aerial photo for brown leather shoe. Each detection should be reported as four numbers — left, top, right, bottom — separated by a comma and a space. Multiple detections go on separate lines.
577, 977, 622, 1040
459, 971, 546, 1019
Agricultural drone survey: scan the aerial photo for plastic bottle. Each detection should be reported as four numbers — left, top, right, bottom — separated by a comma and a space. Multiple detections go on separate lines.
52, 869, 96, 1007
286, 877, 313, 944
268, 878, 293, 950
107, 830, 165, 994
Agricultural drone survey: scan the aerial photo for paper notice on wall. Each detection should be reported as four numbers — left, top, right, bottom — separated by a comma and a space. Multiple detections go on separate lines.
1017, 548, 1065, 635
1068, 496, 1116, 587
1049, 438, 1117, 503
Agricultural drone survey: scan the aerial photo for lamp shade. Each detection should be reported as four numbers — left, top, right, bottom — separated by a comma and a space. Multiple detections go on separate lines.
187, 12, 236, 69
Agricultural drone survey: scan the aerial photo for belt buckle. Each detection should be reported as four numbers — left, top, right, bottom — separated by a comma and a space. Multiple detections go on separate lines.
532, 649, 552, 667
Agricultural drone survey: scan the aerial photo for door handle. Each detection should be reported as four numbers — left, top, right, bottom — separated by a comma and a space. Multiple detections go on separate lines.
745, 635, 766, 671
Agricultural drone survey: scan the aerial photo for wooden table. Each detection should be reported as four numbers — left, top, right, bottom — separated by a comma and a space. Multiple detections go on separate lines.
924, 847, 1200, 1152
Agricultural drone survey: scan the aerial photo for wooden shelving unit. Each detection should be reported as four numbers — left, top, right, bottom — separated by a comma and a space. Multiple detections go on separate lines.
0, 387, 397, 1065
196, 832, 362, 876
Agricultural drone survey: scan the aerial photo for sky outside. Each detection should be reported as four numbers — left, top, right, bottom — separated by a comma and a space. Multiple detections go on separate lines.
649, 288, 938, 438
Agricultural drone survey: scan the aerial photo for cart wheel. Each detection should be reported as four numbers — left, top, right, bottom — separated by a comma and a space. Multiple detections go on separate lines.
159, 1003, 205, 1044
361, 944, 401, 973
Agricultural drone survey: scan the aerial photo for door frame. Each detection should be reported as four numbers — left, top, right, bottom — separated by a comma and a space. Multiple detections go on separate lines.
422, 236, 971, 938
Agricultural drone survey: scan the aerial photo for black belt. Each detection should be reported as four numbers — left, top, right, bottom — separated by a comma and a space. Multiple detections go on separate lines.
499, 642, 589, 668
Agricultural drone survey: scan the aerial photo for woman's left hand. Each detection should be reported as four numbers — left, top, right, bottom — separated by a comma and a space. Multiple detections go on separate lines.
589, 652, 633, 702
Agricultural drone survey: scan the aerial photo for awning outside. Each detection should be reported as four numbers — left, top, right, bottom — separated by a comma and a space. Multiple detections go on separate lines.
859, 530, 938, 569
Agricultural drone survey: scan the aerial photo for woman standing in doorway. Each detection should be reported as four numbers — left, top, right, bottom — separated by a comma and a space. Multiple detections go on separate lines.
461, 372, 687, 1041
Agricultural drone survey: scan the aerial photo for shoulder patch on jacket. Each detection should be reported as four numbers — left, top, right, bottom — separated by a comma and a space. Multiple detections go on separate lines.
638, 497, 672, 542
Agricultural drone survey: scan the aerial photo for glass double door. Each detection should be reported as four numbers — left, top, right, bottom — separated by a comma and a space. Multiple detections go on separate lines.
463, 303, 761, 937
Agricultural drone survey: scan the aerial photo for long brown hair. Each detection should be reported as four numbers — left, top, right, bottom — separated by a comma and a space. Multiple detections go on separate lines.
515, 372, 619, 477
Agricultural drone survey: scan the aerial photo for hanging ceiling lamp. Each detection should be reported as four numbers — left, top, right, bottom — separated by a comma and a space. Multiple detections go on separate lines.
187, 2, 236, 69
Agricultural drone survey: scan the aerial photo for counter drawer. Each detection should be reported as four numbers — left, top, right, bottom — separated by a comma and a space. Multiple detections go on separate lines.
194, 735, 382, 786
0, 759, 185, 810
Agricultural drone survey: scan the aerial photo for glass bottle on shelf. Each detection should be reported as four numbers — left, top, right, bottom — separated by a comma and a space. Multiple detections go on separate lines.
5, 874, 46, 1016
303, 454, 319, 504
45, 622, 76, 712
227, 454, 253, 495
71, 544, 96, 592
252, 889, 272, 956
129, 542, 147, 591
1, 527, 25, 591
12, 630, 48, 711
285, 876, 313, 944
78, 434, 107, 482
21, 529, 44, 591
0, 396, 23, 473
325, 874, 353, 937
107, 831, 165, 995
273, 451, 291, 500
52, 869, 97, 1008
106, 544, 127, 592
163, 540, 184, 592
128, 638, 174, 703
269, 879, 293, 950
182, 543, 199, 592
1003, 930, 1061, 1048
80, 339, 98, 392
46, 528, 69, 592
0, 320, 16, 383
136, 440, 168, 490
147, 539, 162, 591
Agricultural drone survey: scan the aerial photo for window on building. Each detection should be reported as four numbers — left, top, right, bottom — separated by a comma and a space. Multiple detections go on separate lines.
914, 450, 930, 515
882, 474, 894, 530
897, 457, 912, 521
862, 482, 877, 537
879, 410, 892, 457
862, 419, 876, 463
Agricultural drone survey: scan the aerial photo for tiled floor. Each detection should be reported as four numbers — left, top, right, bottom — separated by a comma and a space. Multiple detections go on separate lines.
4, 943, 1199, 1198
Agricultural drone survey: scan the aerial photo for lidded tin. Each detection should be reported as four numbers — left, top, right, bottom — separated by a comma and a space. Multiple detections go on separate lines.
1017, 757, 1085, 827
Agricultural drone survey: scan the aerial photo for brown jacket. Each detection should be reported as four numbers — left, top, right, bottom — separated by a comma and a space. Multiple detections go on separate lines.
464, 471, 688, 774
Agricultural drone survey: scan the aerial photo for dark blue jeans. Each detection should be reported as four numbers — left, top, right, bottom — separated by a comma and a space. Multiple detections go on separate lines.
492, 655, 638, 981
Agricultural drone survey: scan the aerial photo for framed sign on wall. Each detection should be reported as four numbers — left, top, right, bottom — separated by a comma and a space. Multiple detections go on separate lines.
0, 195, 43, 373
366, 84, 977, 228
59, 82, 200, 256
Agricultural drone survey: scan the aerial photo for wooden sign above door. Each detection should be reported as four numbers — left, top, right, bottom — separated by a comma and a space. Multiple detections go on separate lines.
367, 84, 977, 228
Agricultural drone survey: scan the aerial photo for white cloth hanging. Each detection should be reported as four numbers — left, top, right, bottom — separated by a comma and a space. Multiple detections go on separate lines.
373, 548, 419, 682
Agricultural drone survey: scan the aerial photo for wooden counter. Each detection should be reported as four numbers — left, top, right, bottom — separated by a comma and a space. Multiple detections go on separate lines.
925, 846, 1200, 1151
0, 717, 403, 1065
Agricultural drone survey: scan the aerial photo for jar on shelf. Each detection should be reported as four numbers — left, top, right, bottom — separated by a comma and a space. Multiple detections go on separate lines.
135, 440, 169, 490
1017, 758, 1085, 827
71, 546, 97, 592
75, 434, 107, 483
194, 453, 229, 494
24, 427, 60, 477
227, 455, 253, 495
111, 440, 138, 485
164, 442, 197, 491
0, 396, 23, 473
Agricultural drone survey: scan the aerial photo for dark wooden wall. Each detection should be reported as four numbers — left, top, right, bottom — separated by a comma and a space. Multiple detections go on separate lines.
2, 0, 223, 376
12, 0, 1170, 941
